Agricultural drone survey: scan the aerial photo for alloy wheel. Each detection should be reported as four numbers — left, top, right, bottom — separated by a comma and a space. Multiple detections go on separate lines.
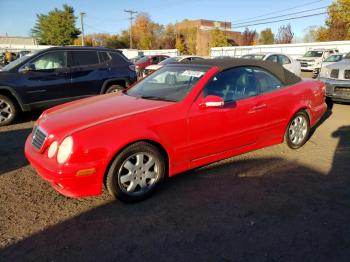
288, 115, 308, 145
118, 153, 159, 195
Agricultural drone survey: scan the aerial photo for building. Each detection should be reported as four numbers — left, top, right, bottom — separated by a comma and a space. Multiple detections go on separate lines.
176, 19, 242, 56
0, 36, 39, 52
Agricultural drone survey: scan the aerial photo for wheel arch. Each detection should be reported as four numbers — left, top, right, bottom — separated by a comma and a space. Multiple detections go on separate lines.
283, 106, 311, 142
100, 78, 129, 94
0, 86, 26, 112
103, 139, 170, 187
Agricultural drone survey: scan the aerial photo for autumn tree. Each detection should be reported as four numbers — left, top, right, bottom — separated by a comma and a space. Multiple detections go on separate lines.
175, 25, 197, 54
303, 26, 319, 42
242, 28, 257, 46
275, 24, 294, 44
259, 28, 274, 45
32, 4, 80, 45
316, 0, 350, 41
130, 13, 163, 50
209, 28, 229, 48
159, 24, 176, 49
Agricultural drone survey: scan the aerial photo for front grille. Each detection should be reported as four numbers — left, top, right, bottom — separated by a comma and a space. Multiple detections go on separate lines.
32, 126, 48, 151
330, 69, 339, 79
335, 86, 350, 93
344, 70, 350, 79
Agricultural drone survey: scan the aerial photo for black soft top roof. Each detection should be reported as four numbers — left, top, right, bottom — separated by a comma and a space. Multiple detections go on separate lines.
178, 58, 301, 85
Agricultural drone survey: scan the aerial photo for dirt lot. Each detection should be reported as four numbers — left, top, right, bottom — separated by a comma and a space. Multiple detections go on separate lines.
0, 100, 349, 261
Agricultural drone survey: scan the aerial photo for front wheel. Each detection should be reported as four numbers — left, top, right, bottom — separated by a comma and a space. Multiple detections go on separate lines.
285, 111, 310, 149
106, 142, 166, 202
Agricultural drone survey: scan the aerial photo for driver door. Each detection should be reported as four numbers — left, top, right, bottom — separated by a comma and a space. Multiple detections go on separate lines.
19, 50, 70, 106
187, 67, 261, 162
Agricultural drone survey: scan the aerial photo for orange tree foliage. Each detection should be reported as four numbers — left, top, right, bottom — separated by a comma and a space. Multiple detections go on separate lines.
316, 0, 350, 41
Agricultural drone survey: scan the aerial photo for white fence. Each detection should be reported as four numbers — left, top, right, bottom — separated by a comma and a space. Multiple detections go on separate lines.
119, 49, 180, 59
210, 41, 350, 59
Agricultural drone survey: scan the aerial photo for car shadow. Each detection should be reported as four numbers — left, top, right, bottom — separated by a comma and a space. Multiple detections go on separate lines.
309, 108, 332, 139
1, 125, 350, 261
0, 127, 32, 176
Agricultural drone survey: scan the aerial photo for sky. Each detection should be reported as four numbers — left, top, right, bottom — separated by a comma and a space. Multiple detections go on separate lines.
0, 0, 334, 40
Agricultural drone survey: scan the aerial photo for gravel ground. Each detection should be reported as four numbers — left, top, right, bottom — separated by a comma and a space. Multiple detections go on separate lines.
0, 98, 349, 261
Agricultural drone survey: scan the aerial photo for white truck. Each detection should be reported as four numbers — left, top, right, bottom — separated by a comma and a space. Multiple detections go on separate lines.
297, 49, 339, 72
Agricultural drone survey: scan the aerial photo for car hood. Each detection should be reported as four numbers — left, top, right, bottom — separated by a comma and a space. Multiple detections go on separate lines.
324, 59, 350, 69
298, 57, 321, 61
38, 93, 174, 137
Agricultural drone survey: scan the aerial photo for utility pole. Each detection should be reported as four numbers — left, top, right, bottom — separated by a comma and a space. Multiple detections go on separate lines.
80, 12, 86, 46
124, 9, 137, 49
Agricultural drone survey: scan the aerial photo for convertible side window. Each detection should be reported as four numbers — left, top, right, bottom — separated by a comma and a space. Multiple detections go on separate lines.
254, 68, 283, 94
203, 67, 258, 102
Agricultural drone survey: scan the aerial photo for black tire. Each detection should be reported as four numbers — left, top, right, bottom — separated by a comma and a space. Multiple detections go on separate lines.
0, 94, 17, 127
285, 111, 310, 149
106, 84, 124, 94
106, 142, 166, 202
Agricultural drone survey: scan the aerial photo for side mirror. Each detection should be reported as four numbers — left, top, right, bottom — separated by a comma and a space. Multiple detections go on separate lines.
199, 95, 224, 108
19, 63, 35, 73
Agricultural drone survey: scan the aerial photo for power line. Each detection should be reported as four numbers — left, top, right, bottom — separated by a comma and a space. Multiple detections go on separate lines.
234, 6, 328, 26
84, 23, 117, 35
232, 0, 325, 23
233, 12, 328, 29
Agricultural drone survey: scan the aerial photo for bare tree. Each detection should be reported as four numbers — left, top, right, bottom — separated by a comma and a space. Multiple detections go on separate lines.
275, 24, 294, 44
242, 28, 257, 46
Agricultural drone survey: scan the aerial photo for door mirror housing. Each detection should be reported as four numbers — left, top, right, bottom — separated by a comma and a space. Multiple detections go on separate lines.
199, 95, 224, 108
19, 63, 35, 73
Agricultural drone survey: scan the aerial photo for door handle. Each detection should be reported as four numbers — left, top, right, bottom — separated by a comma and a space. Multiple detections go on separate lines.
252, 104, 267, 110
248, 104, 267, 113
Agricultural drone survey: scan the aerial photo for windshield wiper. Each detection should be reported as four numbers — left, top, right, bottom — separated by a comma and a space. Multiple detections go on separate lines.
140, 95, 176, 102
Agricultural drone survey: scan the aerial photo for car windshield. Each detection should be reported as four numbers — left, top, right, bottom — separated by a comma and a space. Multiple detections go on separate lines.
136, 56, 151, 64
242, 54, 266, 60
304, 51, 323, 57
159, 57, 182, 65
126, 66, 209, 102
324, 55, 344, 62
1, 54, 33, 71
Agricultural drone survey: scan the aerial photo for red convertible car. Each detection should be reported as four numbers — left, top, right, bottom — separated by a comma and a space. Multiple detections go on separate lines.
25, 59, 327, 201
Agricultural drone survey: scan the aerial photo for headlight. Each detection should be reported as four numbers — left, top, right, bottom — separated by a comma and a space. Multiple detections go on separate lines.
57, 136, 73, 164
47, 141, 58, 159
320, 67, 331, 78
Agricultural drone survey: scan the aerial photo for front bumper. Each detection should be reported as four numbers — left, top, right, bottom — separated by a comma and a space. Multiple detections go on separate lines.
24, 135, 105, 198
319, 77, 350, 102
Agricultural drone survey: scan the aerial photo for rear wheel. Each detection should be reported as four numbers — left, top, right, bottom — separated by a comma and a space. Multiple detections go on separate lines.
106, 84, 125, 94
0, 95, 17, 127
285, 111, 310, 149
106, 142, 166, 202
